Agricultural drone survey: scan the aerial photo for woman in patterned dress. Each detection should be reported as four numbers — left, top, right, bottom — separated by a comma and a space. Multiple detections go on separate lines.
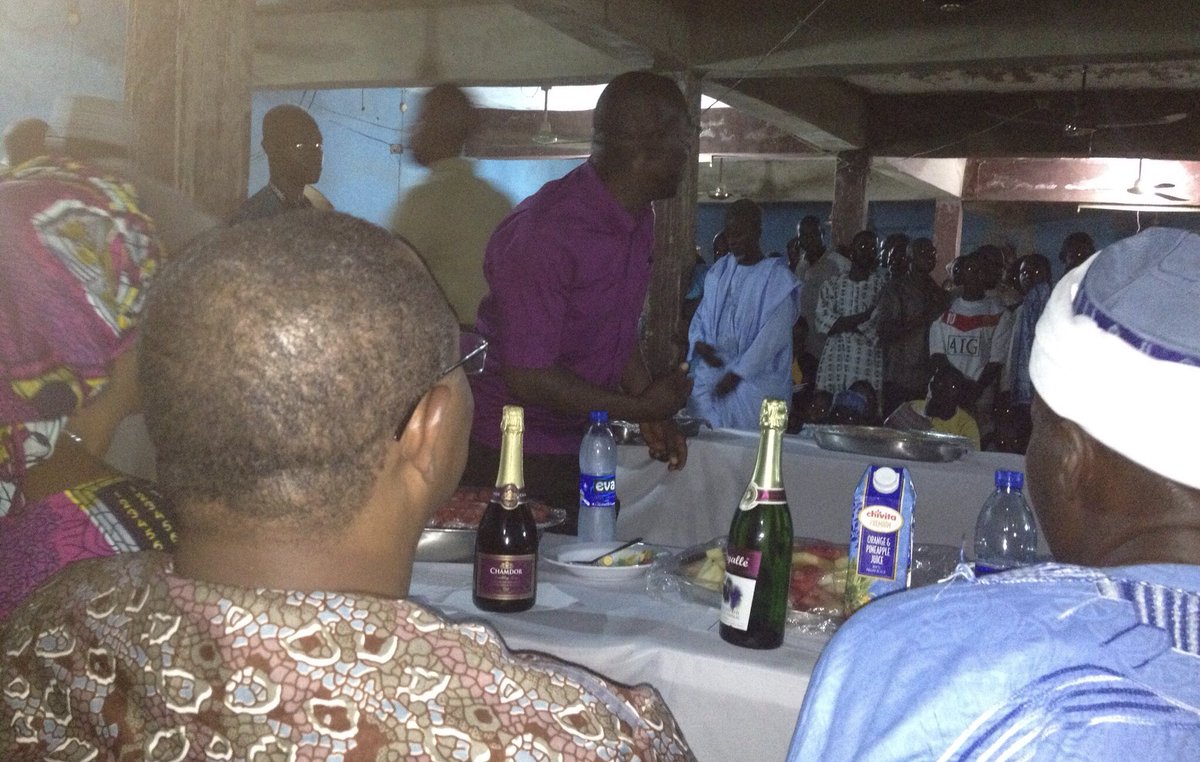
0, 153, 176, 621
815, 230, 888, 401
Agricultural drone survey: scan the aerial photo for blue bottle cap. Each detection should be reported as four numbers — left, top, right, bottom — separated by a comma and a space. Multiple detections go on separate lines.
994, 469, 1024, 490
589, 410, 608, 425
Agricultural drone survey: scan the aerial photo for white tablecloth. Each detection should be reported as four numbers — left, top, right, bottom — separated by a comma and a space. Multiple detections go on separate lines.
411, 534, 827, 762
617, 428, 1030, 551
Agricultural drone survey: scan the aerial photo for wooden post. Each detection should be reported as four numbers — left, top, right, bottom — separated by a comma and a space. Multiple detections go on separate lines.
644, 70, 700, 374
933, 199, 963, 285
124, 0, 253, 219
830, 149, 870, 250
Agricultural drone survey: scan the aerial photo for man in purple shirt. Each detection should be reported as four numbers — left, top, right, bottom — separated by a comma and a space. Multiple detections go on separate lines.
463, 71, 694, 533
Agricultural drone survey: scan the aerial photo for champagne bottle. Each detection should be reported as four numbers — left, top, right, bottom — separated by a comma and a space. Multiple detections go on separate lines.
473, 405, 538, 612
719, 398, 794, 649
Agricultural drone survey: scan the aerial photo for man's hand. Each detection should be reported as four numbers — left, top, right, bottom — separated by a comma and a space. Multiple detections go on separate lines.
693, 342, 724, 368
714, 371, 742, 398
637, 363, 692, 421
641, 418, 688, 471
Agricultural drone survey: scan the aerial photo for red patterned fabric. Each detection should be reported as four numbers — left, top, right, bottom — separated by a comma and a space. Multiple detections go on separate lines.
0, 475, 175, 621
0, 156, 160, 515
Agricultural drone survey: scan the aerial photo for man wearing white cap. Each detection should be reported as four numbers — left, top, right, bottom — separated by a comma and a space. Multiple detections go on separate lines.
786, 227, 1200, 761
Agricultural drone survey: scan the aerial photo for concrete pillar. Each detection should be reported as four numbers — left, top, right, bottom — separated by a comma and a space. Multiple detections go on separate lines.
125, 0, 253, 219
830, 149, 870, 250
643, 70, 700, 374
933, 199, 964, 286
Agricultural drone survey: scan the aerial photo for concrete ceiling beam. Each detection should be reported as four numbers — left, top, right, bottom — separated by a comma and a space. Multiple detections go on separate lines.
253, 5, 627, 89
692, 2, 1200, 78
707, 77, 867, 154
507, 0, 689, 70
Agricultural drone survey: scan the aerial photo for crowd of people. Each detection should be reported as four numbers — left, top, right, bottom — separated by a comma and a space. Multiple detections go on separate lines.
2, 69, 1198, 760
685, 205, 1098, 454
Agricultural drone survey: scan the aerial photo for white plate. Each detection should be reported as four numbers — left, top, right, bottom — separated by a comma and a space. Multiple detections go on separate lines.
542, 542, 658, 582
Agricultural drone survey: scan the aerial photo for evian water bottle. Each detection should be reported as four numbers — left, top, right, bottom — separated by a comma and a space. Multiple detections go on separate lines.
578, 410, 617, 543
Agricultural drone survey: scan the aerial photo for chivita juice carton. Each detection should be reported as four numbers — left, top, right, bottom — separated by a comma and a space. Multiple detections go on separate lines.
844, 465, 915, 616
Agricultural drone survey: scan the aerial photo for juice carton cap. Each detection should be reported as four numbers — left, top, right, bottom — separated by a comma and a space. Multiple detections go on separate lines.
872, 466, 901, 494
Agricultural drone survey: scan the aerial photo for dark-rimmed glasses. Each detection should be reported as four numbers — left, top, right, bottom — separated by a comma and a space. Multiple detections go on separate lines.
393, 332, 487, 440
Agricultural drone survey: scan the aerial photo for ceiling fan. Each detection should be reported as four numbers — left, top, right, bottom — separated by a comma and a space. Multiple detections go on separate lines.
481, 86, 591, 154
707, 156, 730, 200
532, 86, 559, 146
995, 66, 1189, 139
1125, 158, 1190, 203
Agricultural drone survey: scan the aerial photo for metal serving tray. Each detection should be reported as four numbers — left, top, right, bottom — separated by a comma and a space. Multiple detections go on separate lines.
810, 424, 974, 463
416, 503, 566, 562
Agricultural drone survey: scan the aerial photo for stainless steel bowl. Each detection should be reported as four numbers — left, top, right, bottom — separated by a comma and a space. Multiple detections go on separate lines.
610, 415, 710, 445
610, 420, 642, 445
810, 424, 974, 463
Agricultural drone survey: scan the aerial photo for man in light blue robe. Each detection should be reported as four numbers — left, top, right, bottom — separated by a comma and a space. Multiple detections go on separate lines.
687, 199, 801, 430
788, 227, 1200, 762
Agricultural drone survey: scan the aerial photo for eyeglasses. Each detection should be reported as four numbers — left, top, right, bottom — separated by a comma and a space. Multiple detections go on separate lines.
393, 332, 487, 440
442, 331, 488, 377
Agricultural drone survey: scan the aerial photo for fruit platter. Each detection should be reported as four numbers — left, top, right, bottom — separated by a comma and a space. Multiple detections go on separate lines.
659, 536, 961, 632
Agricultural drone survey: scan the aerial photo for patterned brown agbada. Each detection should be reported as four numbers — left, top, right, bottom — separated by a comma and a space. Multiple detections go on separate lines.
0, 553, 695, 760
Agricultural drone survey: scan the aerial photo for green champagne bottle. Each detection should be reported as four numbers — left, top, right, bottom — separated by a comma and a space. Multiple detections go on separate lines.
473, 406, 538, 612
719, 398, 794, 649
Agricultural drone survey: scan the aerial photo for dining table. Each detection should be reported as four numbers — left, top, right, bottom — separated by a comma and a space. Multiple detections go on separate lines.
111, 416, 1032, 759
412, 427, 1031, 760
617, 426, 1029, 551
410, 532, 828, 762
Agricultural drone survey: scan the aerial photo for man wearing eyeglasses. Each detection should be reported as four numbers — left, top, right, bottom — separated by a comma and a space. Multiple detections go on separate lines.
0, 211, 696, 759
231, 104, 324, 224
464, 71, 694, 534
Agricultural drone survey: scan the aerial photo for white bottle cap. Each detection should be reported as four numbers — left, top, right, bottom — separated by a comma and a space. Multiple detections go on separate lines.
872, 466, 900, 494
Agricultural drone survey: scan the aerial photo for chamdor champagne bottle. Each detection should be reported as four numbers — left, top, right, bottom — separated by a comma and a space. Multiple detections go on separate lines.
473, 405, 538, 612
719, 398, 794, 649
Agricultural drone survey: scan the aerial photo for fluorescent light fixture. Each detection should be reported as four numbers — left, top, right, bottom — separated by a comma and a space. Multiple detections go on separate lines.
1077, 203, 1200, 213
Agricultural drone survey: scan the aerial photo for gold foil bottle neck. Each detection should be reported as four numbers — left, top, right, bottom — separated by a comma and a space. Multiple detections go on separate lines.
759, 399, 788, 431
501, 405, 524, 433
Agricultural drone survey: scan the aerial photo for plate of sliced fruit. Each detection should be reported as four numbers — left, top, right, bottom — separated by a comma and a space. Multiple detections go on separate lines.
661, 536, 959, 632
668, 537, 848, 625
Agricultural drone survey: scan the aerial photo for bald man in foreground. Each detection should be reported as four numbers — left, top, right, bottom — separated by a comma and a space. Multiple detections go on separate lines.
0, 211, 694, 760
788, 227, 1200, 761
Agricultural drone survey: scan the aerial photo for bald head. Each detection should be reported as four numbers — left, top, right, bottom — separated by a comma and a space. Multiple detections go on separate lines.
725, 198, 763, 262
4, 118, 49, 167
593, 71, 687, 144
590, 71, 690, 204
140, 211, 457, 532
262, 105, 322, 187
412, 83, 478, 167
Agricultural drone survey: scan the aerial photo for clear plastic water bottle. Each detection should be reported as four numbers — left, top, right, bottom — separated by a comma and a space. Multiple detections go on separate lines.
578, 411, 617, 543
973, 469, 1039, 575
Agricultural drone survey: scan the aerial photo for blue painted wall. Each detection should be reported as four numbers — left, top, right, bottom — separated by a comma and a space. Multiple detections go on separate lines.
696, 200, 937, 264
250, 88, 584, 228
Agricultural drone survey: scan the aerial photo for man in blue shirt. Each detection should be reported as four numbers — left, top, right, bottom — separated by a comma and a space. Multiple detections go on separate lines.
788, 227, 1200, 761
